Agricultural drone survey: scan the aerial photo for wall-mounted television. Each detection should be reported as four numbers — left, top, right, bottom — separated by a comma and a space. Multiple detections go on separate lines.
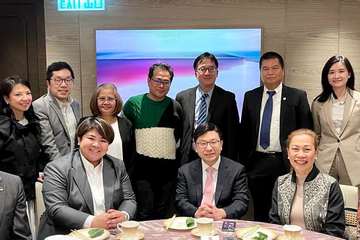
96, 28, 261, 114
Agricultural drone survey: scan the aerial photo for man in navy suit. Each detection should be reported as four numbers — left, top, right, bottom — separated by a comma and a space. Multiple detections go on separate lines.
240, 51, 313, 222
176, 52, 240, 165
176, 123, 249, 219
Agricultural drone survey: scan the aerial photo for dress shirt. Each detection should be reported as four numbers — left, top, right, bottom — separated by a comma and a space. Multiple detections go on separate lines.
201, 157, 221, 206
107, 119, 124, 161
331, 95, 345, 135
290, 176, 306, 228
256, 83, 282, 152
18, 117, 29, 126
55, 97, 77, 148
194, 86, 214, 129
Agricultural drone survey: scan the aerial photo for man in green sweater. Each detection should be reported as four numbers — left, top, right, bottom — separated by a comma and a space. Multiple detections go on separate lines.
123, 63, 182, 220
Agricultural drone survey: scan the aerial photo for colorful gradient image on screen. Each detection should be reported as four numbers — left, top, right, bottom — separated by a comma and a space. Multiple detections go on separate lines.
96, 28, 261, 113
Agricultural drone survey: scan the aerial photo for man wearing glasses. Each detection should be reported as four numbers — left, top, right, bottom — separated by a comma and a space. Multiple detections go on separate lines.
123, 63, 182, 220
176, 52, 240, 165
33, 62, 81, 161
176, 123, 249, 219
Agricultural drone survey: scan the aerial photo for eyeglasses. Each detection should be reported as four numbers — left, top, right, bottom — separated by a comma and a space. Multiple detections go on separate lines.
196, 139, 221, 149
197, 66, 217, 74
151, 78, 171, 87
97, 97, 116, 103
51, 77, 73, 86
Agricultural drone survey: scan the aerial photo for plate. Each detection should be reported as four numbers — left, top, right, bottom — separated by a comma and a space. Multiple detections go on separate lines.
164, 216, 197, 230
235, 226, 278, 240
68, 228, 110, 240
191, 228, 219, 237
116, 231, 144, 240
45, 235, 77, 240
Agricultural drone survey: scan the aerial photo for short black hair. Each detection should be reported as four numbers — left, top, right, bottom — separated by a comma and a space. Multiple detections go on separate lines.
259, 51, 284, 69
193, 52, 219, 70
148, 63, 174, 81
193, 122, 223, 142
46, 61, 75, 81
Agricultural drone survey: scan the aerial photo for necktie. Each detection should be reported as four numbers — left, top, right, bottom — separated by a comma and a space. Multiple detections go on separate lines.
197, 93, 209, 126
260, 90, 276, 149
201, 167, 215, 205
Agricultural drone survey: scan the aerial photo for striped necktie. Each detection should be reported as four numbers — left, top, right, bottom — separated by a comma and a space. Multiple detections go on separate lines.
197, 93, 209, 126
260, 90, 276, 149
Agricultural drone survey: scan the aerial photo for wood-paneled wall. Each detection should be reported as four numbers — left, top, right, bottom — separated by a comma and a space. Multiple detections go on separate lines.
44, 0, 360, 115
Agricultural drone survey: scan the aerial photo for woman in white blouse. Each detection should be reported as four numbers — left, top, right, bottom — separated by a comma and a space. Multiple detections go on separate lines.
90, 83, 136, 177
312, 55, 360, 186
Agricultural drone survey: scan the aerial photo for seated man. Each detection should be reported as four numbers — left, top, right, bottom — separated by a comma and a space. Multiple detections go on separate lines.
176, 123, 249, 219
0, 171, 31, 240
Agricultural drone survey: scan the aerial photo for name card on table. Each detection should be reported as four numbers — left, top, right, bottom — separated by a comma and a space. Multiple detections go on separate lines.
58, 0, 105, 11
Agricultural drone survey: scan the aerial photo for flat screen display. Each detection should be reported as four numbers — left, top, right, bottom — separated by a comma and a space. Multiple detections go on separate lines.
96, 28, 261, 113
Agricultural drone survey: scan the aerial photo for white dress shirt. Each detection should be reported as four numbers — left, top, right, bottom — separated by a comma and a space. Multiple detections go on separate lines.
256, 83, 282, 152
107, 119, 124, 161
194, 86, 214, 129
331, 94, 345, 134
201, 157, 221, 206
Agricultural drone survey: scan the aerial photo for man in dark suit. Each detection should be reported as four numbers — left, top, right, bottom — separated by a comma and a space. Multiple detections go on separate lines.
176, 52, 240, 165
240, 51, 313, 222
0, 171, 32, 240
176, 123, 249, 219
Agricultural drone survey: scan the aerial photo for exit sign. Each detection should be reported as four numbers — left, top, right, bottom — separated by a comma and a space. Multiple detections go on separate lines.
58, 0, 105, 11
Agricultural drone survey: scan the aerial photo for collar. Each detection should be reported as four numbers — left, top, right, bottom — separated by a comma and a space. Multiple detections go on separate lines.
80, 151, 104, 172
291, 165, 319, 183
263, 82, 283, 94
197, 85, 215, 96
201, 156, 221, 171
48, 90, 73, 106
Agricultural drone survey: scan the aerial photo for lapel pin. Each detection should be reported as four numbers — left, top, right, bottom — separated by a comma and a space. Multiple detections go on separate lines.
0, 187, 4, 192
283, 97, 287, 101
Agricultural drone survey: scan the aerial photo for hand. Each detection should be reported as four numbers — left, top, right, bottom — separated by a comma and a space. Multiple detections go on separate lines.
90, 213, 111, 229
106, 209, 127, 229
209, 207, 226, 220
195, 204, 213, 218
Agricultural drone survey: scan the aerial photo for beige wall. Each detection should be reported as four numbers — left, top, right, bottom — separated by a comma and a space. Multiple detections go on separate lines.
44, 0, 360, 115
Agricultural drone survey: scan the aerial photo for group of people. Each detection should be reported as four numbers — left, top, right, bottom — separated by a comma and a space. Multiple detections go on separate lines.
0, 50, 357, 239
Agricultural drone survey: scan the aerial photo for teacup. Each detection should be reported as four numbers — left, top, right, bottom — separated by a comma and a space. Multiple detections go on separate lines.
117, 220, 140, 238
283, 224, 302, 240
196, 217, 214, 236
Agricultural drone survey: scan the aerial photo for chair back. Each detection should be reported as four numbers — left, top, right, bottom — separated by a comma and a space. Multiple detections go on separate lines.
339, 184, 358, 240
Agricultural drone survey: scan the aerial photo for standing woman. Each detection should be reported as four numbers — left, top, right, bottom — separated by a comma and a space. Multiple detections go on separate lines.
0, 76, 47, 237
312, 55, 360, 186
90, 83, 135, 176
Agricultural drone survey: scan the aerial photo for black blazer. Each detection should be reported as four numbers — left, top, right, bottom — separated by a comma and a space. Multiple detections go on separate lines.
175, 157, 249, 219
240, 85, 313, 170
176, 85, 240, 165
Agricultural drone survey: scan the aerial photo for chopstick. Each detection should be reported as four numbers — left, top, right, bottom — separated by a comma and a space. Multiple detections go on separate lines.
165, 214, 176, 230
69, 229, 91, 240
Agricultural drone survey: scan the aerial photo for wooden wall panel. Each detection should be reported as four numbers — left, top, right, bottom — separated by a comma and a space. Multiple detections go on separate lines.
43, 0, 360, 114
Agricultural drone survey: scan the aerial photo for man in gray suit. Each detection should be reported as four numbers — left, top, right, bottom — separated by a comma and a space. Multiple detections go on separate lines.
33, 62, 81, 161
0, 171, 31, 240
176, 123, 249, 219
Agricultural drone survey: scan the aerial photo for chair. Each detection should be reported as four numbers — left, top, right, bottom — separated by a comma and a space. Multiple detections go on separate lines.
35, 181, 45, 230
339, 184, 358, 240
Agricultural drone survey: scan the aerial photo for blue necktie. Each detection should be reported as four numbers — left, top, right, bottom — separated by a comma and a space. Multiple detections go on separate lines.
260, 90, 276, 149
197, 93, 209, 126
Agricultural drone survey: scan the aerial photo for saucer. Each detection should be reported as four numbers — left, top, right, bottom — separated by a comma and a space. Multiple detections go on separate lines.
117, 231, 144, 240
191, 228, 218, 237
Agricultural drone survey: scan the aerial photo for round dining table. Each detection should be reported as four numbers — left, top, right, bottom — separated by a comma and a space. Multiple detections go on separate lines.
111, 219, 344, 239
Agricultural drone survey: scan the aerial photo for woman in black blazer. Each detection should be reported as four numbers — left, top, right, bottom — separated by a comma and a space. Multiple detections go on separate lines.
90, 83, 136, 177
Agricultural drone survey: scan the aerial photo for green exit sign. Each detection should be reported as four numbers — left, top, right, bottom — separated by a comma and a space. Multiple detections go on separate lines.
58, 0, 105, 11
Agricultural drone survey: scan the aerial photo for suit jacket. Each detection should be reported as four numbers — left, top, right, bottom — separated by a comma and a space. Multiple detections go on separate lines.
116, 115, 136, 178
312, 89, 360, 186
33, 92, 81, 161
240, 85, 313, 172
175, 157, 249, 219
37, 150, 137, 239
0, 171, 31, 240
176, 85, 240, 165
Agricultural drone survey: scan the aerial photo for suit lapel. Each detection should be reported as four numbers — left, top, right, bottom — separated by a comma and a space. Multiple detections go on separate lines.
323, 98, 338, 137
71, 152, 94, 214
103, 157, 115, 210
70, 101, 81, 122
188, 88, 197, 132
279, 86, 287, 140
254, 87, 263, 138
48, 95, 70, 139
0, 176, 5, 224
339, 92, 356, 136
208, 85, 218, 121
190, 160, 203, 206
215, 158, 225, 204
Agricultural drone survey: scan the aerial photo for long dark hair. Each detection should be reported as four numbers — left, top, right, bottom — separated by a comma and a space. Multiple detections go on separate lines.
315, 55, 355, 102
0, 75, 37, 121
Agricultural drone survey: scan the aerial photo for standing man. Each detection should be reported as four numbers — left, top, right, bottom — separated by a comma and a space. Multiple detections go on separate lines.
123, 63, 182, 220
0, 171, 32, 240
240, 51, 313, 222
33, 62, 81, 161
176, 52, 240, 165
176, 123, 249, 220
